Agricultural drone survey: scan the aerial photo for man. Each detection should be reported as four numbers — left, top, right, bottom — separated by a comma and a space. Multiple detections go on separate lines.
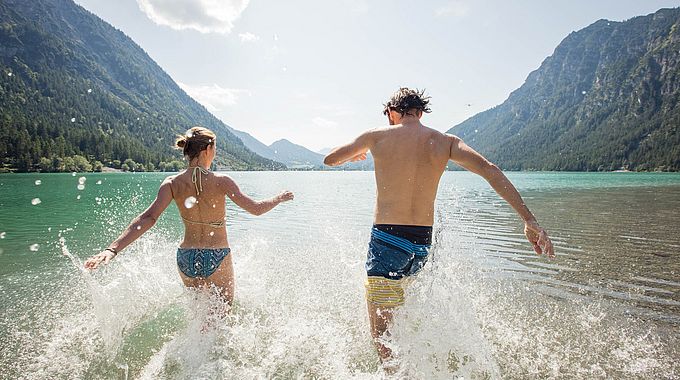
324, 88, 554, 364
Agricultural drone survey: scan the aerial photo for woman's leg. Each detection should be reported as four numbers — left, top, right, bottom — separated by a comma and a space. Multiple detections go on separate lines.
206, 254, 235, 306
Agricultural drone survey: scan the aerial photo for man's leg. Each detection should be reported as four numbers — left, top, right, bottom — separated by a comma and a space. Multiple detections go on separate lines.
367, 300, 395, 361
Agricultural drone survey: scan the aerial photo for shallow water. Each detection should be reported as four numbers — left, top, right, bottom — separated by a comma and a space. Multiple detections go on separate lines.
0, 171, 679, 379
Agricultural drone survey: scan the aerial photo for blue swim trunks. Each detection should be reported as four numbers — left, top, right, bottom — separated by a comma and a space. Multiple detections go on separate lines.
176, 247, 231, 278
365, 224, 432, 280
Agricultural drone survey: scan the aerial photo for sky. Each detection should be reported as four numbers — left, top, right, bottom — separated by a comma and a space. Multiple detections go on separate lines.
74, 0, 679, 152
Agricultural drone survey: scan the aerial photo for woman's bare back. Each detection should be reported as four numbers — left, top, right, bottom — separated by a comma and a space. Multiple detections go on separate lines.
170, 168, 230, 249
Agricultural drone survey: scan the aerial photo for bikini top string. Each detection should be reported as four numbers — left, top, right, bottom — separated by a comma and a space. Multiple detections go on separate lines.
190, 166, 209, 195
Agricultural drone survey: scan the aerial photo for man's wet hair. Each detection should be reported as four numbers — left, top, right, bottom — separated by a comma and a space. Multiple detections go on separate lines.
382, 88, 432, 117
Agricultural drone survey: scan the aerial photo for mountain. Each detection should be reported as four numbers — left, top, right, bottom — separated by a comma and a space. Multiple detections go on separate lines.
0, 0, 285, 171
229, 128, 278, 161
229, 129, 335, 169
269, 139, 324, 169
448, 7, 680, 172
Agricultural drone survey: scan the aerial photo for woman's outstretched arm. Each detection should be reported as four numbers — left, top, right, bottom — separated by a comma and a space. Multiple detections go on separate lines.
220, 175, 293, 216
84, 177, 175, 269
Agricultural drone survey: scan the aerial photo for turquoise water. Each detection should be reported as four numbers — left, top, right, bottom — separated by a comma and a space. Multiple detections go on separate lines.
1, 171, 679, 379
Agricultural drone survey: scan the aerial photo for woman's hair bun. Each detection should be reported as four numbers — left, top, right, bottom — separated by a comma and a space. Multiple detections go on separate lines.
175, 135, 187, 148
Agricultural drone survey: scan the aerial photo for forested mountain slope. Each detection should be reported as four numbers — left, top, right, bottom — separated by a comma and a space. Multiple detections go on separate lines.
0, 0, 284, 171
449, 8, 680, 171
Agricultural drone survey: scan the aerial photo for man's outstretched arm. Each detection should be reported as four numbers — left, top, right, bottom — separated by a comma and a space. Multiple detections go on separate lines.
324, 130, 374, 166
447, 134, 555, 257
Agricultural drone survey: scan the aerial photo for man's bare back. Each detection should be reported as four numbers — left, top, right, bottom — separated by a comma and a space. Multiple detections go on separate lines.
371, 123, 451, 226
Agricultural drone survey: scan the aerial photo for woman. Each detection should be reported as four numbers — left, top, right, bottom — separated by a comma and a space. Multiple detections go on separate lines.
84, 126, 294, 306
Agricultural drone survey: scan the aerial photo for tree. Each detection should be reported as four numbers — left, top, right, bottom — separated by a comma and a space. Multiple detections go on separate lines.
123, 158, 136, 172
39, 157, 52, 172
73, 155, 92, 172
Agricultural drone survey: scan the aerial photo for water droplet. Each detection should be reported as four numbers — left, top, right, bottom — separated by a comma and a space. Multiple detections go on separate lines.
76, 195, 81, 200
29, 244, 40, 252
0, 232, 5, 239
209, 231, 215, 236
474, 129, 478, 133
48, 227, 52, 232
581, 91, 586, 95
34, 179, 42, 185
212, 204, 216, 208
31, 198, 41, 205
184, 196, 197, 209
71, 117, 76, 122
77, 184, 85, 191
7, 72, 12, 77
78, 176, 86, 185
136, 226, 141, 230
71, 172, 76, 177
186, 130, 194, 138
87, 88, 92, 93
389, 272, 397, 277
96, 180, 102, 185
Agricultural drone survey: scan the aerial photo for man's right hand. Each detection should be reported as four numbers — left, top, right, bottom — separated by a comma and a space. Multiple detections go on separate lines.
524, 221, 555, 258
348, 153, 367, 162
84, 250, 116, 270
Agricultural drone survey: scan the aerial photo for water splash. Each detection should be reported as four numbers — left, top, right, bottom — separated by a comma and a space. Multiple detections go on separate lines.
31, 198, 41, 205
35, 180, 42, 186
184, 196, 197, 209
29, 243, 40, 251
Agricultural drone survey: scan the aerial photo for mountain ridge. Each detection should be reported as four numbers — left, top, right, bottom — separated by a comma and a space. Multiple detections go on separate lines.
447, 7, 680, 171
0, 0, 285, 171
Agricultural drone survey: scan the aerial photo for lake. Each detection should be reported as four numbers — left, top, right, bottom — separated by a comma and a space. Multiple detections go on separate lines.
1, 171, 679, 379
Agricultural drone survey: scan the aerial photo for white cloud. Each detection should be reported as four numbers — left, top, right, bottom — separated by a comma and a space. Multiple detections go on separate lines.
136, 0, 250, 34
435, 1, 470, 18
238, 32, 260, 43
178, 82, 250, 111
312, 117, 338, 129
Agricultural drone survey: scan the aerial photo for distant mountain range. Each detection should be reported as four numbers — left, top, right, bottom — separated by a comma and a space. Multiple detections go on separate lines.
229, 129, 324, 168
230, 128, 376, 169
448, 7, 680, 172
0, 0, 284, 171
